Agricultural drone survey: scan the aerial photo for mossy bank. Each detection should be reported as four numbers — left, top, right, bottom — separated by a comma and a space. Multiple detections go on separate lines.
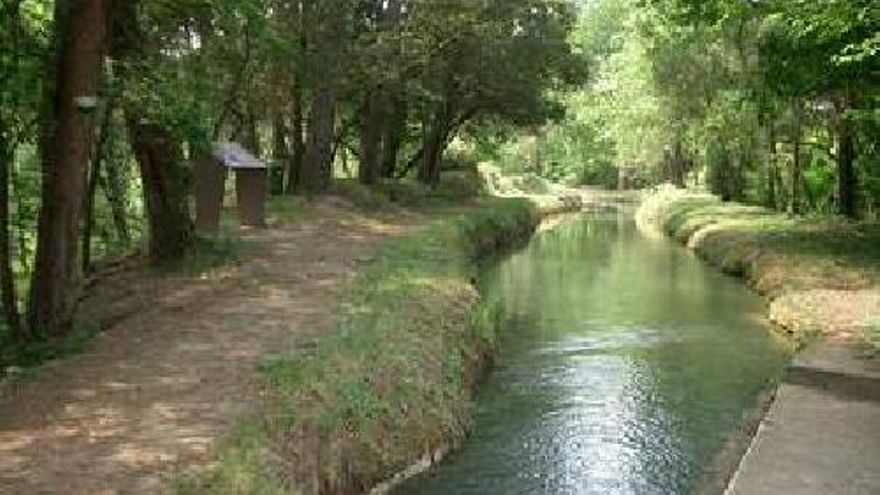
177, 198, 540, 495
637, 186, 880, 349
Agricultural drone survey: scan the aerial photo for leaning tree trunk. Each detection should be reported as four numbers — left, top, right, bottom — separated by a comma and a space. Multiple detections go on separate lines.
81, 98, 113, 273
298, 86, 337, 194
29, 0, 113, 339
100, 158, 131, 246
834, 92, 858, 218
127, 118, 193, 262
417, 102, 478, 187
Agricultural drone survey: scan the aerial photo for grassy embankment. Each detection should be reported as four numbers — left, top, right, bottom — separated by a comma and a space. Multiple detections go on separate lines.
178, 197, 540, 494
638, 186, 880, 349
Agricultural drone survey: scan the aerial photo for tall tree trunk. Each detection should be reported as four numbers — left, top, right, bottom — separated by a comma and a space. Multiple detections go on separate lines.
789, 99, 803, 215
418, 109, 449, 187
0, 132, 24, 342
834, 92, 858, 217
381, 98, 407, 178
340, 145, 350, 177
1, 2, 26, 342
767, 125, 777, 209
286, 81, 306, 193
773, 159, 785, 212
29, 0, 113, 339
378, 0, 405, 179
210, 23, 252, 143
285, 8, 307, 194
298, 87, 336, 194
271, 113, 289, 194
272, 114, 289, 161
81, 99, 113, 273
671, 139, 686, 188
111, 0, 191, 263
358, 91, 384, 185
10, 158, 30, 278
790, 141, 803, 214
127, 118, 193, 262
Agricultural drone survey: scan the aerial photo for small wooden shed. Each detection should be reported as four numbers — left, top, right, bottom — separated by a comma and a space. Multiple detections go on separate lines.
195, 142, 268, 235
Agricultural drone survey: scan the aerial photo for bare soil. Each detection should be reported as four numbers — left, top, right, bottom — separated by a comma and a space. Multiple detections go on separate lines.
0, 200, 421, 495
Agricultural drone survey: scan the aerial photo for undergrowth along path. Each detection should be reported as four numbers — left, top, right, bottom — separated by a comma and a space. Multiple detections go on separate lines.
0, 200, 421, 495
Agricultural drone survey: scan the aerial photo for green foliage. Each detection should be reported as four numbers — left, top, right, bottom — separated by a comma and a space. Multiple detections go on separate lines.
0, 0, 586, 349
499, 0, 880, 217
0, 0, 50, 138
759, 0, 879, 97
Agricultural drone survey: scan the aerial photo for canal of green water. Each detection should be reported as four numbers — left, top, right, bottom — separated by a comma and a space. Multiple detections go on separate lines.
395, 212, 789, 495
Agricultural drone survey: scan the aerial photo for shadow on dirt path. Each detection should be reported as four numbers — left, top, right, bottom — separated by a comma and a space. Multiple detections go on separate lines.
0, 200, 423, 495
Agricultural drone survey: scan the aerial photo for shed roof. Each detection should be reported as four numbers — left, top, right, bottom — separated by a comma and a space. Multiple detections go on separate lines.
212, 142, 266, 170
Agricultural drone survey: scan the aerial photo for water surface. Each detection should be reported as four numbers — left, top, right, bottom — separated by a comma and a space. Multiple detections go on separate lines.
397, 213, 788, 495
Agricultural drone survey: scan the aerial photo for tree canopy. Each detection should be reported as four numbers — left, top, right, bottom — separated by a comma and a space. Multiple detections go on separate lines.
493, 0, 878, 213
0, 0, 584, 348
0, 0, 877, 354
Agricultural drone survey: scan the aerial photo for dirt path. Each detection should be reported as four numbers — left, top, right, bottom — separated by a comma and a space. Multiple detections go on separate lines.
0, 201, 421, 495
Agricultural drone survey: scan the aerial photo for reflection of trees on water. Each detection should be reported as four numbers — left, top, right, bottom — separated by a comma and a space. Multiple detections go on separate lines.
402, 213, 787, 495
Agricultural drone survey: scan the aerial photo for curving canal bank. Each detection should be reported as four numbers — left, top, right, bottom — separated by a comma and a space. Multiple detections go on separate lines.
182, 198, 544, 494
181, 189, 877, 494
394, 210, 789, 494
634, 187, 880, 495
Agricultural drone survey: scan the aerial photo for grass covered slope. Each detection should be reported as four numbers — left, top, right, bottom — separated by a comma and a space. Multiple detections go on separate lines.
637, 187, 880, 348
182, 198, 540, 495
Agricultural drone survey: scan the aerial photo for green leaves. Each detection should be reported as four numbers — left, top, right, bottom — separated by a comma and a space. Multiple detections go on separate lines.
0, 0, 50, 140
759, 0, 879, 97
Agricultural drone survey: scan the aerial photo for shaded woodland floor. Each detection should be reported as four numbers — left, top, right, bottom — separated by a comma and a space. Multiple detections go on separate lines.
0, 199, 423, 494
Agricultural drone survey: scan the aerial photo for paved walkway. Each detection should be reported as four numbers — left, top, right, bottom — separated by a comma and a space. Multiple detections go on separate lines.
727, 343, 880, 495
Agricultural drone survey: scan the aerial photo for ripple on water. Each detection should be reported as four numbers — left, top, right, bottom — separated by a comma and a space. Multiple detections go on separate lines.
396, 214, 788, 495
